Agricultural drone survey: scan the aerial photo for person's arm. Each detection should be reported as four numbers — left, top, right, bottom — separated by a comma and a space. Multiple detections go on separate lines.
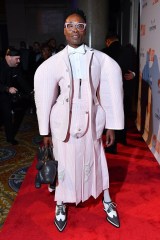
16, 66, 32, 94
99, 55, 124, 131
122, 44, 137, 80
0, 84, 18, 94
34, 60, 59, 136
0, 63, 17, 93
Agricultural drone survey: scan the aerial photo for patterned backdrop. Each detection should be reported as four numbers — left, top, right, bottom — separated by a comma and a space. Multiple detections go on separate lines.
138, 0, 160, 163
0, 113, 42, 228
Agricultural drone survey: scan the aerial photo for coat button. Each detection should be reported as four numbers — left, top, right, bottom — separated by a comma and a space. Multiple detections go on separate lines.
66, 98, 69, 102
68, 85, 70, 88
78, 128, 81, 131
85, 111, 89, 114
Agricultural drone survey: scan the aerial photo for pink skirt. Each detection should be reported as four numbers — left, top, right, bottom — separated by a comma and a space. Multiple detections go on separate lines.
53, 126, 109, 205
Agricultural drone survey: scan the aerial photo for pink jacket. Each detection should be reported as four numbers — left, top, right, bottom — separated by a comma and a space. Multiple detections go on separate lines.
34, 45, 124, 141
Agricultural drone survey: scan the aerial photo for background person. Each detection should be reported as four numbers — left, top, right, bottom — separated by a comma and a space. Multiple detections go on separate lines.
0, 47, 32, 145
47, 37, 58, 55
35, 43, 52, 68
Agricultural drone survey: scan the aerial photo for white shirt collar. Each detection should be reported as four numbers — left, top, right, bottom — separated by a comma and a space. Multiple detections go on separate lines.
68, 44, 86, 55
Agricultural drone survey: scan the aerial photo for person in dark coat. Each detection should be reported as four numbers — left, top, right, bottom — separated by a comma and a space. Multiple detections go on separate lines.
0, 47, 33, 145
35, 43, 52, 68
102, 33, 137, 153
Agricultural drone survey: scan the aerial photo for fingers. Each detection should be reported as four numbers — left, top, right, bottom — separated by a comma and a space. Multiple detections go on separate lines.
106, 138, 114, 147
106, 129, 115, 147
43, 136, 53, 147
124, 75, 132, 80
124, 70, 134, 80
9, 87, 18, 94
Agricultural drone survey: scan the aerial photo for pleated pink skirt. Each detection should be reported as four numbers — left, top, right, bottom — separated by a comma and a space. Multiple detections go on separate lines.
53, 126, 109, 205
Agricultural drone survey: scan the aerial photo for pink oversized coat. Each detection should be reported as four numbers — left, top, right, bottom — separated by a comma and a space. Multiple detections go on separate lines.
34, 45, 124, 204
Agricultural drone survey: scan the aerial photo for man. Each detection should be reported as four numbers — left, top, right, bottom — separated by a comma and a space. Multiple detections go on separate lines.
34, 9, 124, 232
47, 38, 58, 55
0, 47, 32, 145
102, 33, 137, 152
35, 43, 52, 68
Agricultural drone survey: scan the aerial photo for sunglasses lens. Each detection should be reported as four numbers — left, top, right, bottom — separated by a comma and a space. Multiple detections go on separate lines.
65, 23, 86, 31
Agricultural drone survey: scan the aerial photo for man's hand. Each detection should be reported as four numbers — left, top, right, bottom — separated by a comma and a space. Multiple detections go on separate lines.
8, 87, 18, 94
124, 70, 135, 80
105, 129, 115, 147
43, 136, 53, 147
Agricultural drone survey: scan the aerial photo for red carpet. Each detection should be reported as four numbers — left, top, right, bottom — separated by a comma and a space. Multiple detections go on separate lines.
1, 125, 160, 240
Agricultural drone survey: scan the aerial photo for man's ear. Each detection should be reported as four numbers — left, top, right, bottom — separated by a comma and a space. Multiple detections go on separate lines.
106, 39, 112, 47
105, 39, 109, 47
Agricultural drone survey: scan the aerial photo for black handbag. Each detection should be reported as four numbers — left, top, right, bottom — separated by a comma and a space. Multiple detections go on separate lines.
35, 146, 58, 188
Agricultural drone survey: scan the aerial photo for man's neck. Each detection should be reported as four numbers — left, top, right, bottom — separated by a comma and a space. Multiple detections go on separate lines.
68, 43, 84, 49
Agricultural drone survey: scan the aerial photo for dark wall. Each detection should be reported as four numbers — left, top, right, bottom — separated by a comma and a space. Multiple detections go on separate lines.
0, 24, 8, 55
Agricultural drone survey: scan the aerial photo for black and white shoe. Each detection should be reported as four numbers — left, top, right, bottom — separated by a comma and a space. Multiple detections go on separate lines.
54, 204, 67, 232
103, 200, 120, 228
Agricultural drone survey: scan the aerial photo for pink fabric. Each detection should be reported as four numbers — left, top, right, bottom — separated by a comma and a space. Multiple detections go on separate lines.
53, 76, 109, 205
53, 130, 109, 205
34, 45, 124, 205
34, 45, 124, 141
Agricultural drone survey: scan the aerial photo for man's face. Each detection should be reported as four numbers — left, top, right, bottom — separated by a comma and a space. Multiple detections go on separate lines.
7, 56, 20, 67
33, 43, 40, 52
42, 47, 52, 60
64, 14, 86, 48
48, 39, 56, 48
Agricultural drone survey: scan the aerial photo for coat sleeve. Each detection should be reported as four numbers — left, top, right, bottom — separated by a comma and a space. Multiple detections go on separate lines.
34, 59, 59, 135
99, 54, 124, 130
0, 62, 9, 93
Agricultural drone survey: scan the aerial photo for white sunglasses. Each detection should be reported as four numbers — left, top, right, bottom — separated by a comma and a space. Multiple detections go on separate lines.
64, 22, 86, 31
